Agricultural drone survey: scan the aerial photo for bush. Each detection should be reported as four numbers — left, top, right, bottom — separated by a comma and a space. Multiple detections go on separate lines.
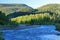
0, 37, 4, 40
0, 32, 3, 35
55, 24, 60, 31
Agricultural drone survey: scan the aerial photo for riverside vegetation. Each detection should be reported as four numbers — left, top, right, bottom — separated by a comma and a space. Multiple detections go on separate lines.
0, 4, 60, 31
0, 32, 4, 40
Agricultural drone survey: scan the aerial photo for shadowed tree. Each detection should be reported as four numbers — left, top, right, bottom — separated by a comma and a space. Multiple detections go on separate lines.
0, 11, 7, 25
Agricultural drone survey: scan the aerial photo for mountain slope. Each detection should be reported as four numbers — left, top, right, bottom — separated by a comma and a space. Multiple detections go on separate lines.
37, 4, 60, 15
0, 4, 34, 15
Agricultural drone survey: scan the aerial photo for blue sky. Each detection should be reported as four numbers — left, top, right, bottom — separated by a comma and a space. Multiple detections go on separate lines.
0, 0, 60, 8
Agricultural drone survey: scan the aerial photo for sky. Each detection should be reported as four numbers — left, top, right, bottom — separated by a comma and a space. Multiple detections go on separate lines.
0, 0, 60, 8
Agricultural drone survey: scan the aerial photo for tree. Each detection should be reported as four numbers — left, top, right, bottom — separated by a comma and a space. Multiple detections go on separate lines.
0, 11, 6, 25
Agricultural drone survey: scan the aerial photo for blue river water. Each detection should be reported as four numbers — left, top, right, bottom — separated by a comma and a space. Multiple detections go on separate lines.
0, 25, 60, 40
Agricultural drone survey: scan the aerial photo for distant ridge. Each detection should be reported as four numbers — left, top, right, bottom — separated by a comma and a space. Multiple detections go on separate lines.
0, 4, 34, 15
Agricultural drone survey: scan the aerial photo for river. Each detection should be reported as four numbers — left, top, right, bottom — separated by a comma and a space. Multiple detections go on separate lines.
0, 25, 60, 40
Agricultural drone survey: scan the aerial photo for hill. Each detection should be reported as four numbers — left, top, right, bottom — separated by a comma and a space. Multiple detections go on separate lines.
0, 4, 34, 15
37, 4, 60, 15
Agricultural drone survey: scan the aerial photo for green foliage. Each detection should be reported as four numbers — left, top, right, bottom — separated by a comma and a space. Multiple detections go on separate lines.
55, 24, 60, 31
10, 13, 55, 25
0, 11, 7, 25
0, 32, 3, 35
0, 37, 4, 40
0, 11, 6, 19
0, 11, 18, 27
0, 32, 4, 40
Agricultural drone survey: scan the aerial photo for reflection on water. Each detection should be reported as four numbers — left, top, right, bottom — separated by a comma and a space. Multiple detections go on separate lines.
0, 25, 60, 40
